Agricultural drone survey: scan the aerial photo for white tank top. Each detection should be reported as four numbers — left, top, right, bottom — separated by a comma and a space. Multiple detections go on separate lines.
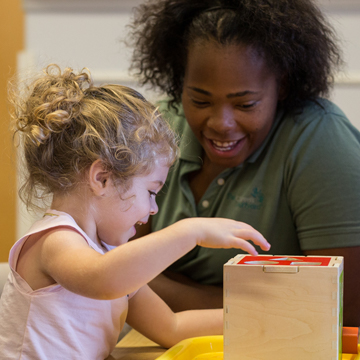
0, 210, 133, 360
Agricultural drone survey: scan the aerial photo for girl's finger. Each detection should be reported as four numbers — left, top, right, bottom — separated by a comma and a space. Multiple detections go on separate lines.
232, 229, 271, 251
230, 238, 258, 256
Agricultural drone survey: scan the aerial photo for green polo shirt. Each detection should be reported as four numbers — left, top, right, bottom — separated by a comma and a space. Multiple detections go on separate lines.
152, 98, 360, 285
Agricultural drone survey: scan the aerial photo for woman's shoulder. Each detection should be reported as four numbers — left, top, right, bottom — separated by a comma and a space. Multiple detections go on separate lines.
279, 98, 358, 141
292, 98, 349, 125
275, 98, 360, 162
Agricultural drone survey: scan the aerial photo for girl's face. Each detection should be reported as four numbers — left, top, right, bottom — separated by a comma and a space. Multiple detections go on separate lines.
96, 162, 169, 246
181, 42, 284, 169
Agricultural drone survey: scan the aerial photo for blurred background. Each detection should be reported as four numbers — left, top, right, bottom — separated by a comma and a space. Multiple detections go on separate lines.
1, 0, 360, 262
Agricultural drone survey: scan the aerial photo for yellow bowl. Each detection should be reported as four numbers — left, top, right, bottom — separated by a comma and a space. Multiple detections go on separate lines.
156, 336, 360, 360
156, 336, 223, 360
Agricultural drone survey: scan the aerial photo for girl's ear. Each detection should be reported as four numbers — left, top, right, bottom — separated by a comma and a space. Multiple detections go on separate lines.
88, 159, 111, 196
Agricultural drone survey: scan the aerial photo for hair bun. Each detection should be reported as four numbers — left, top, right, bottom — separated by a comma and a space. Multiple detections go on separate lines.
16, 64, 93, 145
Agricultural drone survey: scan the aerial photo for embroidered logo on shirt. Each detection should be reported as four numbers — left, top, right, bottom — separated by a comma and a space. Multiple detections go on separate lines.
227, 188, 264, 210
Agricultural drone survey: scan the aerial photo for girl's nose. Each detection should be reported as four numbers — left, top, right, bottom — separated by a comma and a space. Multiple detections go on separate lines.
150, 199, 158, 215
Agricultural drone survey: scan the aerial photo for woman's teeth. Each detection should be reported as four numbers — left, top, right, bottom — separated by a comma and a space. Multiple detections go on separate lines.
211, 140, 239, 151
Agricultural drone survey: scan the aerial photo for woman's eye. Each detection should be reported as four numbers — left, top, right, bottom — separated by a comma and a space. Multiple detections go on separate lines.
192, 99, 209, 107
238, 102, 257, 109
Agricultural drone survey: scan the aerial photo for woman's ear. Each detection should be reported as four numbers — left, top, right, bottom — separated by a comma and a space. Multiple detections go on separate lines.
88, 159, 111, 196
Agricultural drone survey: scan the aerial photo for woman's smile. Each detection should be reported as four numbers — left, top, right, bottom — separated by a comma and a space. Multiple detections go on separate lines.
182, 42, 284, 168
206, 136, 247, 157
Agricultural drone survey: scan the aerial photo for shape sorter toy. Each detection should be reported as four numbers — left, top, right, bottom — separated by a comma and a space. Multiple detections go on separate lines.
223, 255, 344, 360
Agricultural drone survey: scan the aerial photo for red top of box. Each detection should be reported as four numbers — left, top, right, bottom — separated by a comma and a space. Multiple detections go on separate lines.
236, 255, 332, 266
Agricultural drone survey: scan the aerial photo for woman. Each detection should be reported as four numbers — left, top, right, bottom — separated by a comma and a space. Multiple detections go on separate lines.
129, 0, 360, 326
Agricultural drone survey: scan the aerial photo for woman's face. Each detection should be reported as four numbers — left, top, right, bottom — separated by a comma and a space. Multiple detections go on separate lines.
182, 42, 284, 168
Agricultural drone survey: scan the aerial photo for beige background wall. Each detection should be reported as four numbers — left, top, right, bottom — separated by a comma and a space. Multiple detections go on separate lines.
0, 0, 24, 261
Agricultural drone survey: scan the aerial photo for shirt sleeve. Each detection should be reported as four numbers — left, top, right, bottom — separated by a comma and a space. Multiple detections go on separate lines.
284, 106, 360, 250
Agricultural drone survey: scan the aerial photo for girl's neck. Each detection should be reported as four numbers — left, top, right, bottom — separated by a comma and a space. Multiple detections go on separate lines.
51, 191, 100, 247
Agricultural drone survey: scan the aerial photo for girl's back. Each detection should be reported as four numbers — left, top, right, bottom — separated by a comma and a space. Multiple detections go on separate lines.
0, 211, 128, 360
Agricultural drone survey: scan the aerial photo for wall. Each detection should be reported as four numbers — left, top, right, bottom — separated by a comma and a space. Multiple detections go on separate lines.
0, 0, 24, 261
16, 0, 150, 239
13, 0, 360, 242
324, 5, 360, 127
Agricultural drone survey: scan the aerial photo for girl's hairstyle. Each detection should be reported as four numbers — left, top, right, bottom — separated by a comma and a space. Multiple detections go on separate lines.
11, 64, 178, 211
129, 0, 343, 110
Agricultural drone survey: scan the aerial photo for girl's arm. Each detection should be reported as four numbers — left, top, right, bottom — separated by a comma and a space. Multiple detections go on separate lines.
133, 219, 224, 312
126, 284, 223, 348
39, 218, 270, 299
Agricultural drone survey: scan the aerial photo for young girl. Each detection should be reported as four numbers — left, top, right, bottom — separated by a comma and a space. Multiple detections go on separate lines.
0, 65, 270, 359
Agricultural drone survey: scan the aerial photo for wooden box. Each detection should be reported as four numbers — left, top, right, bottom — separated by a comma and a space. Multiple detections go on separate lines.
223, 255, 344, 360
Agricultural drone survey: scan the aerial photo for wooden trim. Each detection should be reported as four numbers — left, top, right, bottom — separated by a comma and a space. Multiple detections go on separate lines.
90, 70, 360, 87
22, 0, 360, 13
317, 0, 360, 11
0, 0, 23, 260
335, 72, 360, 86
22, 0, 143, 12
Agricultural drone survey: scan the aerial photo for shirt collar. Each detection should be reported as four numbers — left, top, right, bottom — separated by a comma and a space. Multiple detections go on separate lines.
179, 121, 204, 164
245, 107, 285, 164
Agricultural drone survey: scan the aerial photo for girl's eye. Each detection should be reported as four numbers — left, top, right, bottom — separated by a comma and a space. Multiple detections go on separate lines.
149, 191, 157, 198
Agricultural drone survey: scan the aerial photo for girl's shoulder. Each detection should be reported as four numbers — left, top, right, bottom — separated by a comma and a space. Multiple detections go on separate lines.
26, 210, 95, 243
10, 212, 88, 292
12, 210, 99, 266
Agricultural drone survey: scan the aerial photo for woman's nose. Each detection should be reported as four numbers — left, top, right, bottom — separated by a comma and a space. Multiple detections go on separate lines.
207, 106, 237, 133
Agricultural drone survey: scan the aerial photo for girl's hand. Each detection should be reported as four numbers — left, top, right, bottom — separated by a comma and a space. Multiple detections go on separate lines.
182, 218, 270, 256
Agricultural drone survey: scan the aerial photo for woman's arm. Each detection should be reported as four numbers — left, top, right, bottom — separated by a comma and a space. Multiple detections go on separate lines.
149, 271, 222, 312
126, 284, 223, 348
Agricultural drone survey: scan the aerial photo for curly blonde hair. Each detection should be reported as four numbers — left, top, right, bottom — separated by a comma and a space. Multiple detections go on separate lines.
11, 64, 178, 211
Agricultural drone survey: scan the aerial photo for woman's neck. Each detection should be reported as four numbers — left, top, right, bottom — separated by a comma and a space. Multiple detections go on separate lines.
188, 156, 228, 204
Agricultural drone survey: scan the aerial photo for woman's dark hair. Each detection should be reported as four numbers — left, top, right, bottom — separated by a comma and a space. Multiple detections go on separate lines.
129, 0, 343, 110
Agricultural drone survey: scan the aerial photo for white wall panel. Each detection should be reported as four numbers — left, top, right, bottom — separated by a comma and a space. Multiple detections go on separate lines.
26, 13, 132, 73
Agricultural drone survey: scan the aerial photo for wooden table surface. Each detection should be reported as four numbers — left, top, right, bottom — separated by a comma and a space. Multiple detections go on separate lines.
106, 329, 166, 360
105, 328, 360, 360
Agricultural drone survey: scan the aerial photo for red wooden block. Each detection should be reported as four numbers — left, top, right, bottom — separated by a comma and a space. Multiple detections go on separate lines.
342, 327, 359, 354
